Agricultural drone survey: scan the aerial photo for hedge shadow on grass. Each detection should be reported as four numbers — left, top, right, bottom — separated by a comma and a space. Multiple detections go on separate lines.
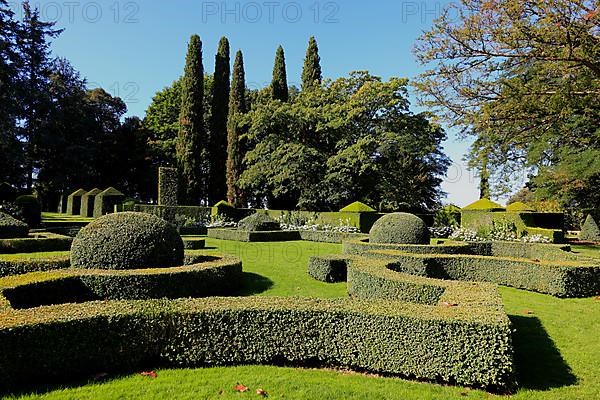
509, 315, 577, 390
234, 272, 274, 296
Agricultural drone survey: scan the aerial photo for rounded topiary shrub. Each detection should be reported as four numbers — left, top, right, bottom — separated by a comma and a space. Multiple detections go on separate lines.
579, 214, 600, 242
238, 213, 281, 232
15, 195, 41, 227
369, 213, 430, 245
71, 212, 184, 270
0, 212, 29, 239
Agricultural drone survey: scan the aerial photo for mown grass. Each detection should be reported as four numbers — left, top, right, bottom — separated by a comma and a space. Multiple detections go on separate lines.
3, 238, 600, 400
41, 212, 94, 224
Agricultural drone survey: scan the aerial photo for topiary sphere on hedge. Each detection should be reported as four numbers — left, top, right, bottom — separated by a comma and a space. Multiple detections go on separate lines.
238, 213, 281, 232
0, 211, 29, 239
369, 213, 430, 245
71, 212, 184, 270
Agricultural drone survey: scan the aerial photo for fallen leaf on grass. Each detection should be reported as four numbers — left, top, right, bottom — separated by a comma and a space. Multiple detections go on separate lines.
594, 296, 600, 301
256, 388, 268, 397
441, 302, 458, 308
523, 310, 535, 315
234, 384, 249, 392
140, 371, 158, 378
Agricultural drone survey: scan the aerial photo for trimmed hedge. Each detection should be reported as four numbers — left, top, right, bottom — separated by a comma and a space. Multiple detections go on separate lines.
580, 214, 600, 242
307, 254, 351, 282
238, 213, 281, 232
339, 201, 376, 213
71, 212, 184, 270
369, 213, 430, 245
93, 187, 125, 218
66, 189, 87, 215
0, 212, 28, 239
183, 238, 206, 250
463, 199, 505, 211
0, 293, 514, 392
343, 239, 472, 256
0, 254, 70, 278
158, 167, 178, 207
368, 250, 600, 298
0, 255, 242, 310
299, 230, 368, 244
15, 195, 41, 227
208, 228, 300, 242
80, 188, 102, 218
0, 232, 72, 254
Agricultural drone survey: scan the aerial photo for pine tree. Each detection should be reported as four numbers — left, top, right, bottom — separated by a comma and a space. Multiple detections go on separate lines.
208, 37, 230, 204
301, 36, 322, 91
176, 34, 206, 205
271, 45, 288, 102
226, 50, 248, 207
580, 215, 600, 242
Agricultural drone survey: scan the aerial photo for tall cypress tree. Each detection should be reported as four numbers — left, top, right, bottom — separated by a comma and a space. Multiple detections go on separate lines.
271, 45, 288, 102
226, 50, 247, 207
208, 37, 230, 204
301, 36, 322, 91
176, 34, 206, 205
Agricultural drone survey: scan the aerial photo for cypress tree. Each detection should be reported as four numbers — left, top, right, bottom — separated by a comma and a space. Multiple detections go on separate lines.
208, 37, 230, 204
301, 36, 322, 91
176, 34, 206, 205
226, 50, 247, 207
271, 45, 289, 102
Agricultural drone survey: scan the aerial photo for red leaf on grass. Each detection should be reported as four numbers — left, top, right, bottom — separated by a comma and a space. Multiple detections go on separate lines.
140, 371, 158, 378
234, 384, 249, 392
256, 388, 268, 397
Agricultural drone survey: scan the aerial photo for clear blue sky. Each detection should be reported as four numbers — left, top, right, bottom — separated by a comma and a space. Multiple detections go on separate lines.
10, 0, 481, 206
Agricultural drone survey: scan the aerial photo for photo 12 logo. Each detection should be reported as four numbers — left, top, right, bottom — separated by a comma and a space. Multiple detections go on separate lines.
201, 2, 340, 24
7, 1, 140, 23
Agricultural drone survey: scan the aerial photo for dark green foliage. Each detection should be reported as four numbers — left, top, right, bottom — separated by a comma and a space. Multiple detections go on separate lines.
301, 37, 322, 91
177, 35, 207, 205
66, 189, 86, 215
298, 231, 367, 244
343, 239, 471, 256
208, 228, 299, 242
71, 212, 184, 270
0, 233, 72, 254
307, 255, 350, 282
79, 188, 101, 218
271, 46, 289, 102
370, 213, 430, 244
238, 213, 281, 231
183, 238, 205, 250
15, 195, 41, 227
208, 37, 231, 204
158, 167, 178, 206
0, 212, 29, 239
92, 187, 125, 218
580, 215, 600, 242
227, 51, 248, 207
0, 255, 70, 278
0, 201, 23, 222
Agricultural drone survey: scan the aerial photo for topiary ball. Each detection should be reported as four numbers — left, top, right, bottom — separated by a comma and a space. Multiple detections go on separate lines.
71, 212, 184, 270
369, 213, 430, 245
0, 211, 29, 239
238, 213, 281, 232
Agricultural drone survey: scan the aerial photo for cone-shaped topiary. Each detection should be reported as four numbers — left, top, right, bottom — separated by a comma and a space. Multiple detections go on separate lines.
0, 212, 29, 239
71, 212, 184, 270
238, 213, 281, 232
370, 213, 430, 245
506, 202, 534, 212
579, 214, 600, 242
463, 198, 505, 211
340, 201, 376, 213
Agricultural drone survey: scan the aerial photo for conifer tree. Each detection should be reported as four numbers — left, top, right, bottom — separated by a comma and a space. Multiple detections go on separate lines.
580, 214, 600, 242
301, 36, 322, 91
176, 34, 206, 204
208, 37, 230, 204
271, 45, 289, 102
226, 50, 248, 207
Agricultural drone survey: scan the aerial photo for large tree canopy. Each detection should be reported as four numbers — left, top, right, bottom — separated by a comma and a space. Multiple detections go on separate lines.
240, 71, 450, 211
414, 0, 599, 207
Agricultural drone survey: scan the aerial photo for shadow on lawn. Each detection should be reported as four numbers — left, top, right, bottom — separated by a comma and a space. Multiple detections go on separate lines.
234, 272, 274, 296
510, 315, 577, 390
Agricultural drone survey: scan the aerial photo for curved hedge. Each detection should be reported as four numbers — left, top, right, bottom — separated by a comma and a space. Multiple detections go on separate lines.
369, 213, 430, 245
0, 254, 70, 278
0, 232, 72, 254
71, 212, 184, 270
238, 213, 281, 232
0, 212, 28, 239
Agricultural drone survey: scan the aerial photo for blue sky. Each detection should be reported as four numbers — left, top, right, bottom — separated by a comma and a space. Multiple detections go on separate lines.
10, 0, 481, 206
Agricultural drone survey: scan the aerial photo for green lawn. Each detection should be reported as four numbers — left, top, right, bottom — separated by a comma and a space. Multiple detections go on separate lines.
41, 212, 94, 224
3, 238, 600, 400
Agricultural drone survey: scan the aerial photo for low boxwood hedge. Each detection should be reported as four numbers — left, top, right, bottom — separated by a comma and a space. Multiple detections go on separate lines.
0, 232, 72, 254
0, 254, 70, 278
0, 212, 29, 239
307, 254, 351, 283
343, 239, 472, 256
183, 238, 206, 250
299, 230, 367, 244
0, 285, 514, 393
208, 228, 301, 242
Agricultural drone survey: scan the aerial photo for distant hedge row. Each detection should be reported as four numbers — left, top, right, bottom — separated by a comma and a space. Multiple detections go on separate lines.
0, 255, 70, 278
0, 233, 72, 254
208, 228, 367, 244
